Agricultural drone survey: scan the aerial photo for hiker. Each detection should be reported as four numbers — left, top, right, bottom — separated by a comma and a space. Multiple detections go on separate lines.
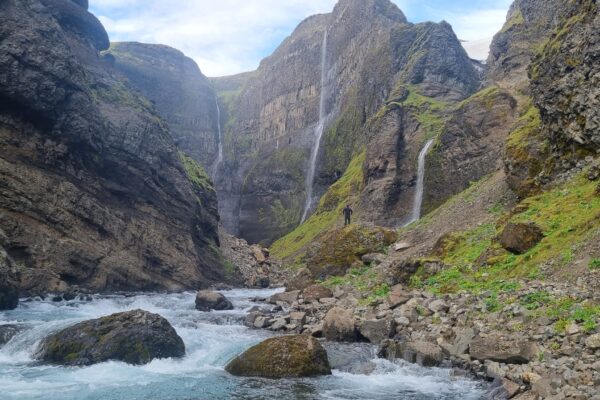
342, 204, 353, 226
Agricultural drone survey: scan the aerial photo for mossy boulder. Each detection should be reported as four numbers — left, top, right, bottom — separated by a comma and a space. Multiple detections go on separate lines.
500, 222, 544, 254
225, 335, 331, 378
195, 290, 234, 311
306, 225, 397, 279
37, 310, 185, 366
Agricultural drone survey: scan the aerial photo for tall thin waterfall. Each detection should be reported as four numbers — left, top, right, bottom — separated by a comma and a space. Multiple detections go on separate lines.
301, 30, 328, 223
211, 96, 223, 181
406, 139, 435, 226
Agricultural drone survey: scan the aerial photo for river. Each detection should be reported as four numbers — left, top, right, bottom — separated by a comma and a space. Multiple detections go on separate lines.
0, 288, 487, 399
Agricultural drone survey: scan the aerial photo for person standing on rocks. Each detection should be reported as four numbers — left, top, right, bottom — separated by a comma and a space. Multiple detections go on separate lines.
342, 205, 353, 226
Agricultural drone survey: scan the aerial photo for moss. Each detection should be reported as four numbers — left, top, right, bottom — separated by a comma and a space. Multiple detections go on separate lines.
500, 8, 525, 33
178, 151, 214, 193
416, 172, 600, 295
458, 86, 500, 110
271, 150, 366, 259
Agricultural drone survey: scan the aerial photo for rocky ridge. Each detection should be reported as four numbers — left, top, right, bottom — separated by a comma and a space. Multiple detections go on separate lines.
0, 0, 223, 295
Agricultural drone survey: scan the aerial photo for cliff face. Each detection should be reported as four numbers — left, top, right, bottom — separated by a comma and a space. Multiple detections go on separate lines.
106, 42, 220, 171
0, 0, 222, 295
216, 0, 479, 244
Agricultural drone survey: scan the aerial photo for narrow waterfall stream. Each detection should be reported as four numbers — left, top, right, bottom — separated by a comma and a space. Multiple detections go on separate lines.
405, 139, 435, 226
301, 30, 329, 223
212, 96, 224, 181
0, 290, 487, 399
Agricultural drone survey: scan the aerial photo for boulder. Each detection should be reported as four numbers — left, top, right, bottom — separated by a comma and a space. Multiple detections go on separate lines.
322, 307, 358, 342
285, 268, 314, 291
386, 284, 411, 309
428, 299, 449, 314
195, 291, 234, 311
379, 339, 444, 367
302, 284, 333, 302
386, 259, 421, 285
269, 290, 300, 305
225, 335, 331, 378
37, 310, 185, 366
470, 336, 538, 364
358, 318, 396, 344
500, 223, 544, 254
393, 242, 412, 251
361, 253, 386, 265
489, 378, 521, 399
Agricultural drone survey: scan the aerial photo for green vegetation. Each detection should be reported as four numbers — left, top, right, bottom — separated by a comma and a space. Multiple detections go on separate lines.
412, 172, 600, 295
501, 9, 525, 33
321, 264, 390, 306
90, 80, 153, 111
178, 151, 214, 193
590, 259, 600, 270
271, 150, 366, 259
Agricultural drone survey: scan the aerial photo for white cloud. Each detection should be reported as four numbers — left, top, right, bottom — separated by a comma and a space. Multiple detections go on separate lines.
92, 0, 337, 76
91, 0, 509, 75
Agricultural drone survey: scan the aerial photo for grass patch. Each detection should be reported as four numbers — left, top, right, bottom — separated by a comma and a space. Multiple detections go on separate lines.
589, 258, 600, 270
271, 150, 366, 259
179, 151, 214, 193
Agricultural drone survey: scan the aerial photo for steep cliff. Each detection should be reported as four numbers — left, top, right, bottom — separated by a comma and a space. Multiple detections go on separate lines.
105, 42, 220, 171
217, 0, 479, 244
0, 0, 223, 295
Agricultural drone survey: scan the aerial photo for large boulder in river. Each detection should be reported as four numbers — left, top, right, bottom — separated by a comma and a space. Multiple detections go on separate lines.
500, 223, 544, 254
37, 309, 185, 366
195, 291, 234, 311
225, 335, 331, 378
322, 307, 358, 342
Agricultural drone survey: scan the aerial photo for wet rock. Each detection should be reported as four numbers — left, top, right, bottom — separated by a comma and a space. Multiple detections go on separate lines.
195, 291, 234, 311
322, 307, 358, 342
0, 324, 24, 346
379, 339, 444, 367
0, 247, 19, 311
37, 310, 185, 366
302, 285, 333, 302
470, 336, 538, 364
225, 335, 331, 378
358, 318, 396, 344
269, 290, 300, 305
500, 223, 544, 255
489, 378, 521, 399
244, 312, 262, 328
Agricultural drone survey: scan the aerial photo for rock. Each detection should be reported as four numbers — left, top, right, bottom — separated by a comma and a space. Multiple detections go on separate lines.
225, 335, 331, 378
250, 245, 267, 263
393, 242, 412, 252
489, 378, 521, 399
394, 317, 410, 327
358, 318, 396, 344
386, 285, 411, 309
322, 307, 358, 342
269, 290, 300, 305
585, 333, 600, 349
379, 339, 444, 367
302, 285, 333, 302
0, 247, 19, 311
269, 318, 288, 331
37, 310, 185, 366
361, 253, 386, 265
512, 392, 539, 400
244, 312, 262, 328
522, 372, 542, 384
532, 377, 556, 398
565, 322, 581, 336
428, 299, 449, 314
285, 268, 314, 291
290, 312, 307, 325
0, 324, 24, 346
386, 259, 421, 285
195, 291, 234, 311
470, 337, 538, 364
253, 316, 272, 329
500, 223, 544, 255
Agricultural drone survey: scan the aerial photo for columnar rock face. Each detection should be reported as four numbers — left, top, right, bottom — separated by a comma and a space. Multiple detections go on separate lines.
106, 42, 221, 170
0, 0, 223, 294
214, 0, 480, 243
530, 0, 600, 152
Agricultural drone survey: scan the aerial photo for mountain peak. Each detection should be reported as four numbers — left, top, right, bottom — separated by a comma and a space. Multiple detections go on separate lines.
333, 0, 408, 24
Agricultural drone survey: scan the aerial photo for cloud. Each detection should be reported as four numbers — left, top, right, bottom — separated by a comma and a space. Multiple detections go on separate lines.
90, 0, 510, 75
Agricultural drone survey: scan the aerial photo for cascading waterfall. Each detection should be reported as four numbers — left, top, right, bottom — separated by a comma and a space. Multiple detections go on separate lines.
301, 30, 329, 223
211, 96, 224, 181
405, 139, 435, 226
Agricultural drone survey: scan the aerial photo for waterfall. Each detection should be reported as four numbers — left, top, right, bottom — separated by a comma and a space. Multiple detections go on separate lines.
301, 30, 328, 223
406, 139, 435, 226
211, 96, 223, 181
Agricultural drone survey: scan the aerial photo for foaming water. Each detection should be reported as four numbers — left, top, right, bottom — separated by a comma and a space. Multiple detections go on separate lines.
405, 138, 435, 227
0, 289, 487, 399
212, 95, 224, 181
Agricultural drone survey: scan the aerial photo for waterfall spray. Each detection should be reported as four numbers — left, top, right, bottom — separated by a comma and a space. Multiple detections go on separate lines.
301, 30, 328, 223
405, 139, 435, 226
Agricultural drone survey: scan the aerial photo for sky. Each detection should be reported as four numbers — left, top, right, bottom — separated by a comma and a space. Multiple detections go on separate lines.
90, 0, 513, 77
